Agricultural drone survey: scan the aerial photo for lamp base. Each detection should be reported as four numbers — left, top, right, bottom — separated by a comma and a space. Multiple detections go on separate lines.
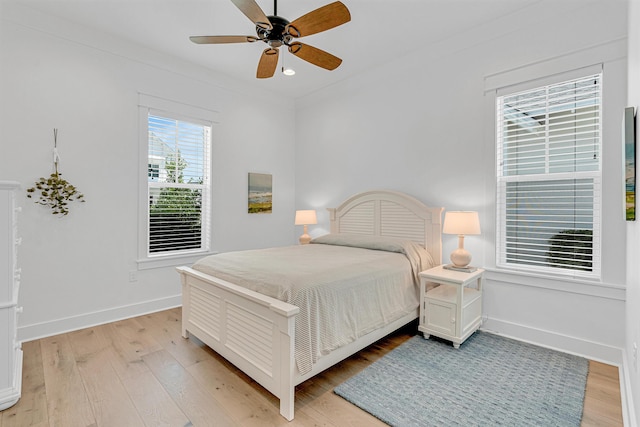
299, 233, 312, 245
449, 247, 472, 268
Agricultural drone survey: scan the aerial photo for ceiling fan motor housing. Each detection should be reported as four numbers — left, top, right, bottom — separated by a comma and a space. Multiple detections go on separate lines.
257, 16, 293, 48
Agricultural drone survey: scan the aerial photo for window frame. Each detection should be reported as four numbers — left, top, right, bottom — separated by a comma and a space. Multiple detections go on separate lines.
495, 71, 603, 279
137, 94, 218, 269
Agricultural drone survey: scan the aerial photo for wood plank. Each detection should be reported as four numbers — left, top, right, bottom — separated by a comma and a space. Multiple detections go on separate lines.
186, 356, 327, 426
142, 349, 236, 426
108, 316, 164, 358
581, 361, 623, 426
1, 341, 48, 427
136, 309, 214, 369
186, 357, 283, 426
300, 390, 387, 427
99, 317, 162, 380
120, 370, 191, 427
39, 334, 96, 427
67, 327, 146, 427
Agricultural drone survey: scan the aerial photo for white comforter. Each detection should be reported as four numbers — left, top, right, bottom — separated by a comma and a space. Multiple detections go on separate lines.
192, 234, 434, 374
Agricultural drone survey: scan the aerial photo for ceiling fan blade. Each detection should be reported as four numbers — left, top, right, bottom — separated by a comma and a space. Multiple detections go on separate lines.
257, 48, 279, 79
288, 42, 342, 70
231, 0, 272, 30
190, 35, 259, 44
286, 1, 350, 38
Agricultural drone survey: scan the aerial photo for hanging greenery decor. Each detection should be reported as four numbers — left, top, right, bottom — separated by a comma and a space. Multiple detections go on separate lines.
26, 129, 85, 216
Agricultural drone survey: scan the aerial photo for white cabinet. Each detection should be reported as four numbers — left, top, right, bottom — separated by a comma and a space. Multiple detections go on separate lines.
0, 181, 22, 411
418, 265, 484, 348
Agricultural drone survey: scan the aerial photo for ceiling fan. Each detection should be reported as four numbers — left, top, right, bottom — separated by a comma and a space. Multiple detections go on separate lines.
190, 0, 351, 78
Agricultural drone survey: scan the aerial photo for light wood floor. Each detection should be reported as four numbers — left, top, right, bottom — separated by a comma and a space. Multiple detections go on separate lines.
0, 308, 624, 427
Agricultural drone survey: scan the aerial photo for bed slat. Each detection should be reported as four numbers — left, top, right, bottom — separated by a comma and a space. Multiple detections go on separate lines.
336, 201, 375, 235
380, 200, 427, 245
226, 303, 274, 376
190, 286, 221, 340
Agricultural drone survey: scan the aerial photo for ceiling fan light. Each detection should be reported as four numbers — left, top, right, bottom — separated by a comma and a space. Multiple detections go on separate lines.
282, 66, 295, 76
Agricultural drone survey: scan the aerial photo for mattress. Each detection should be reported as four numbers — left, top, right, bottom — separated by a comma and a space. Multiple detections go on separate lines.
191, 234, 435, 374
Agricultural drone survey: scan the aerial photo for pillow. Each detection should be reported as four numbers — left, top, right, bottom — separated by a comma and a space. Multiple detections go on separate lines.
311, 233, 436, 282
310, 233, 407, 253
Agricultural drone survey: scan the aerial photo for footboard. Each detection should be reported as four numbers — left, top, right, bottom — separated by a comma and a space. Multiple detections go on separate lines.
176, 266, 300, 421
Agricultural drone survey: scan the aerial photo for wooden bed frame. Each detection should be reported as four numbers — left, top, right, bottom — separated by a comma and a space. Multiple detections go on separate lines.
176, 190, 443, 420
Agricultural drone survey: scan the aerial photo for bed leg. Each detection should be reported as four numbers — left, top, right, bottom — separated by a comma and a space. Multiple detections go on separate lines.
280, 392, 294, 421
179, 270, 189, 339
278, 321, 296, 421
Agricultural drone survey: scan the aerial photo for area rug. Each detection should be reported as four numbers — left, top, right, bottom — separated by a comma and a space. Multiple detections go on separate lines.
334, 331, 588, 426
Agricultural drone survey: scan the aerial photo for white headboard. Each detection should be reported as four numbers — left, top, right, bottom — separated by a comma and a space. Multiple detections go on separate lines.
327, 190, 444, 264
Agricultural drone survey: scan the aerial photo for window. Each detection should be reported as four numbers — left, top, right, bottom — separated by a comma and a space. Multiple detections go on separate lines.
137, 94, 215, 265
496, 73, 601, 277
146, 112, 211, 256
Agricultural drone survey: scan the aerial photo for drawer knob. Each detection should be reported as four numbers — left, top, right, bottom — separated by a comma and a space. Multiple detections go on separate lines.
451, 318, 456, 323
16, 306, 24, 314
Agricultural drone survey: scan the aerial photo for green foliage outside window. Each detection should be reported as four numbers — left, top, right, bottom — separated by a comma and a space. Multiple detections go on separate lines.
149, 155, 203, 253
546, 229, 593, 271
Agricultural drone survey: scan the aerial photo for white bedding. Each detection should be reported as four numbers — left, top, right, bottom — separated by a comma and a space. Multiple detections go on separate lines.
191, 235, 434, 374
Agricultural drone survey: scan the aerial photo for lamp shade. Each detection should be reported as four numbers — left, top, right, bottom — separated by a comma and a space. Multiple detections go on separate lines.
295, 210, 317, 225
443, 211, 481, 235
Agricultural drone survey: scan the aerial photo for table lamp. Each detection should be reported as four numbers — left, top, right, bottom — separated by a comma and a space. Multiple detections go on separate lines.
295, 210, 317, 245
442, 211, 481, 268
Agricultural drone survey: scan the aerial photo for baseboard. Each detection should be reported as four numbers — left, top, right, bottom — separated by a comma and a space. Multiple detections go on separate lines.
481, 317, 623, 365
18, 295, 182, 342
620, 351, 638, 427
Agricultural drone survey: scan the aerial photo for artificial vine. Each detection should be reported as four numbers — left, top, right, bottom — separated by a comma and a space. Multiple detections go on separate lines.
26, 129, 85, 216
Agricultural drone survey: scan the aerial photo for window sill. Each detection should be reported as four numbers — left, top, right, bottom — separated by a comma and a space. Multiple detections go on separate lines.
137, 251, 217, 270
483, 267, 625, 301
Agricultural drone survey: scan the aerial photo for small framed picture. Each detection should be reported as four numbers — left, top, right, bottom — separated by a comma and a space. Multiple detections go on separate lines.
248, 172, 272, 214
624, 107, 636, 221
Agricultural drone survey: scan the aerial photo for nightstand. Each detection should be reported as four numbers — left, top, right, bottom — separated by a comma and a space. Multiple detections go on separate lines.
418, 265, 484, 348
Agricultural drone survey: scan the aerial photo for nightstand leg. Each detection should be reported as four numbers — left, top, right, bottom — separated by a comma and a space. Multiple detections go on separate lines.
422, 333, 430, 340
453, 343, 460, 349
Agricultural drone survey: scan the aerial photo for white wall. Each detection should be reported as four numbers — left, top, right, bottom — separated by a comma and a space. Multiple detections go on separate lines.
0, 4, 296, 340
295, 0, 628, 364
626, 0, 640, 423
1, 1, 636, 418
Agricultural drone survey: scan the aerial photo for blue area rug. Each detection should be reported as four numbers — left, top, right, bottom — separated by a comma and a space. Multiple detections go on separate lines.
334, 331, 588, 426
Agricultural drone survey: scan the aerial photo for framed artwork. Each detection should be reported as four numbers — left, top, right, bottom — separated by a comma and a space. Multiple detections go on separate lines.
624, 106, 636, 221
248, 173, 272, 214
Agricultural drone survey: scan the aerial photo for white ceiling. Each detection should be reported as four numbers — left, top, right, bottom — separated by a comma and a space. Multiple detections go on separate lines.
8, 0, 542, 98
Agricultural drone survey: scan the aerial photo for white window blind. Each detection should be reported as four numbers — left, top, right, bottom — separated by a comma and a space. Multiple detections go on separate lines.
496, 73, 601, 277
147, 112, 211, 255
